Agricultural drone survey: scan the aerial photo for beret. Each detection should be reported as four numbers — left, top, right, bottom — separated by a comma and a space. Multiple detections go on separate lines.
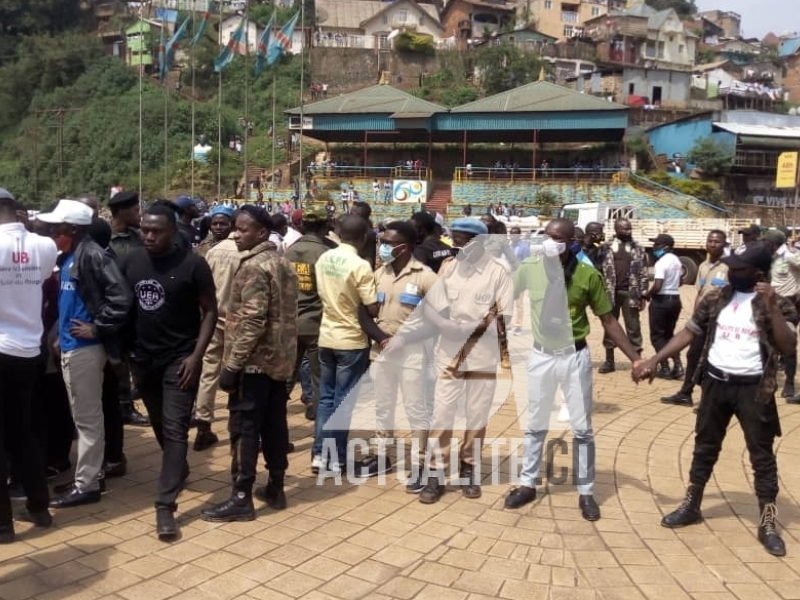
109, 190, 139, 208
209, 205, 235, 219
450, 218, 488, 236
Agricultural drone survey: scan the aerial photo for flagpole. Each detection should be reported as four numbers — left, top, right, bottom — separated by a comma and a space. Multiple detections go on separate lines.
243, 4, 250, 202
163, 12, 169, 198
298, 0, 306, 205
271, 70, 277, 200
190, 7, 196, 198
138, 8, 144, 200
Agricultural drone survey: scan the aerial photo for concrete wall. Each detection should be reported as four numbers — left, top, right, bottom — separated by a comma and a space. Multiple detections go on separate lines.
647, 115, 714, 158
310, 48, 440, 92
621, 68, 690, 107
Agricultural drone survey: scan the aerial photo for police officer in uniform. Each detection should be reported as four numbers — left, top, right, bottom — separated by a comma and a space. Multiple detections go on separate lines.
419, 218, 514, 504
633, 242, 797, 557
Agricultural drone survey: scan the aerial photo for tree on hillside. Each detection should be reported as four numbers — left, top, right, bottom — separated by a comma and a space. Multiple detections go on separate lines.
644, 0, 697, 17
686, 136, 733, 176
0, 0, 84, 34
473, 45, 548, 96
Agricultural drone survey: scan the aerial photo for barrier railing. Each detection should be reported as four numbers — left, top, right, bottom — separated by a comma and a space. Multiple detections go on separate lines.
453, 167, 627, 183
308, 165, 430, 181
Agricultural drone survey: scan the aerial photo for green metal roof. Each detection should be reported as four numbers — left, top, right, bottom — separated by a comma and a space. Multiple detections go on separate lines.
450, 81, 628, 113
286, 85, 446, 116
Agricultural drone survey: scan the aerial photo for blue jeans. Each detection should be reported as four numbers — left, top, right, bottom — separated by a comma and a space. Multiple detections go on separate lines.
313, 347, 369, 466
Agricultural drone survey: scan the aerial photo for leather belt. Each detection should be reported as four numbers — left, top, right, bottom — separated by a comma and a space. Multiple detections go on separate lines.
653, 294, 680, 299
707, 364, 761, 385
533, 339, 587, 357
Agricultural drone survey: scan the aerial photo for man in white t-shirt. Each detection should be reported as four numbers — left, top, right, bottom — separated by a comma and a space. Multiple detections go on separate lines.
0, 188, 59, 541
642, 234, 683, 379
633, 242, 797, 557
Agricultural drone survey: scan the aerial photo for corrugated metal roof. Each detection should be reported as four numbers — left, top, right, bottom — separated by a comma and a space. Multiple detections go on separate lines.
315, 0, 440, 30
287, 85, 446, 115
714, 122, 800, 139
779, 37, 800, 58
450, 81, 627, 113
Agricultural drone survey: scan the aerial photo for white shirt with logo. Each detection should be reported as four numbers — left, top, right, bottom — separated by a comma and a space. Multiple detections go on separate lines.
654, 251, 682, 294
0, 223, 58, 358
707, 291, 762, 376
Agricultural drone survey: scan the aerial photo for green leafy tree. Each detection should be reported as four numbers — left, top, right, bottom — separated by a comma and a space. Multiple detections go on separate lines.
473, 45, 547, 96
686, 136, 733, 177
644, 0, 697, 17
0, 0, 84, 34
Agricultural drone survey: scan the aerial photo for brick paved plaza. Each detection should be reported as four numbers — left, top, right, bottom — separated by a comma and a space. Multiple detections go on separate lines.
3, 286, 800, 600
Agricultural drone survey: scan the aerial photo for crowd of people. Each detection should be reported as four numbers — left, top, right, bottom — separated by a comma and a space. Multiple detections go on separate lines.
0, 186, 794, 558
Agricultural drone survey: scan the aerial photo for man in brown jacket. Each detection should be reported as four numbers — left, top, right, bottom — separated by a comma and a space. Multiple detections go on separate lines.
200, 205, 298, 522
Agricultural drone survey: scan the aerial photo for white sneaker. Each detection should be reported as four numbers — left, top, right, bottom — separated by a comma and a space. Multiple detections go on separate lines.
311, 455, 323, 474
512, 328, 523, 336
557, 404, 570, 423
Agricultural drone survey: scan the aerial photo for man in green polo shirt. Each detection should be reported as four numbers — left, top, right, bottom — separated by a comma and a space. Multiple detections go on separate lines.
505, 218, 642, 521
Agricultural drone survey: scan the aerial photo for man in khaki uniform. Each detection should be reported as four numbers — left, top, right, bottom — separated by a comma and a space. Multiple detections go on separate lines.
419, 218, 514, 504
360, 221, 438, 487
194, 212, 241, 451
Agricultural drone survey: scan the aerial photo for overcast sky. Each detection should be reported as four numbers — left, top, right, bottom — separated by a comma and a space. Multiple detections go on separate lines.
694, 0, 792, 39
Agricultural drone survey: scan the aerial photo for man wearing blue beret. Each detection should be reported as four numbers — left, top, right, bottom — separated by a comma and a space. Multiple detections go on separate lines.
419, 218, 514, 504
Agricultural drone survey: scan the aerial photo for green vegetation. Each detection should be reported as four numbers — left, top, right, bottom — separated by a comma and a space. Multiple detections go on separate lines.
686, 136, 734, 177
394, 32, 436, 56
646, 172, 724, 206
644, 0, 697, 17
0, 14, 315, 206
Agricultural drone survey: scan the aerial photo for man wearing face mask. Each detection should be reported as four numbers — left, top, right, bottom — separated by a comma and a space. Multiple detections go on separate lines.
598, 219, 648, 373
359, 221, 437, 485
633, 242, 796, 557
582, 222, 604, 269
573, 227, 594, 268
642, 234, 684, 379
419, 218, 514, 504
505, 219, 642, 519
39, 200, 133, 508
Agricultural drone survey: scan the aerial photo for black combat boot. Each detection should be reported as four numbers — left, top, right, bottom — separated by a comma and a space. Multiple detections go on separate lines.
598, 349, 615, 374
757, 502, 786, 556
200, 489, 256, 522
460, 462, 481, 499
661, 484, 704, 528
193, 421, 219, 451
671, 357, 685, 380
255, 471, 287, 510
121, 401, 149, 427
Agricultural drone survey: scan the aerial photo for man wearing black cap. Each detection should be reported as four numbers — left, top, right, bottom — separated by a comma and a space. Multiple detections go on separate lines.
642, 234, 684, 379
107, 191, 149, 427
633, 242, 797, 557
174, 195, 202, 251
108, 191, 143, 263
738, 224, 761, 246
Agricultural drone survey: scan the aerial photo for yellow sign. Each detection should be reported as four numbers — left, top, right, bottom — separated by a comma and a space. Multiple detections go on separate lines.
776, 151, 799, 189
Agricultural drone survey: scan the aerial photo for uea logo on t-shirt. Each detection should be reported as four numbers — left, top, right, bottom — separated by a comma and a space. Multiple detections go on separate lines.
135, 279, 165, 311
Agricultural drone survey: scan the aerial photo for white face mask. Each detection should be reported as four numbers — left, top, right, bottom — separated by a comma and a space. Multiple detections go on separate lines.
542, 238, 566, 258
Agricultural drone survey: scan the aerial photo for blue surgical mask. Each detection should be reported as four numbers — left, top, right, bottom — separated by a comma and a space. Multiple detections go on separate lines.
569, 241, 581, 254
379, 243, 396, 264
653, 248, 666, 258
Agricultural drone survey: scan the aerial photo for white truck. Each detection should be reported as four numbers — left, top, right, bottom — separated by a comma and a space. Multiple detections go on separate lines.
559, 202, 758, 284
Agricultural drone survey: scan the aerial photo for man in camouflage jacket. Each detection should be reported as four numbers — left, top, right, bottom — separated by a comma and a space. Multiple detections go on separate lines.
597, 219, 648, 373
200, 206, 298, 522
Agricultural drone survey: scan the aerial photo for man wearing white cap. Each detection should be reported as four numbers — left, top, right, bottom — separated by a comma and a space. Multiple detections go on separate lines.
0, 188, 58, 542
38, 199, 133, 509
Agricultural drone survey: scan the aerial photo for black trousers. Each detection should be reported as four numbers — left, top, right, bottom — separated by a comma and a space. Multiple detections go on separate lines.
0, 352, 50, 524
690, 375, 780, 502
679, 333, 706, 396
228, 373, 289, 491
134, 357, 193, 511
649, 295, 682, 356
102, 362, 125, 464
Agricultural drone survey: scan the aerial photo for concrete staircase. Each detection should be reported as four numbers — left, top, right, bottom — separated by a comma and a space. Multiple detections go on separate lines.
425, 182, 451, 216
